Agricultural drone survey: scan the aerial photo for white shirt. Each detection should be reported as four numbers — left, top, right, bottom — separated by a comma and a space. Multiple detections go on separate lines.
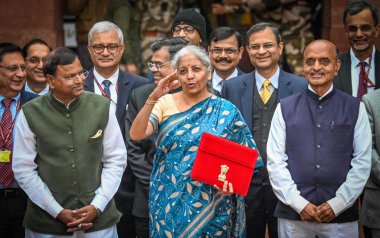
12, 106, 127, 218
24, 82, 50, 96
93, 68, 119, 112
255, 65, 280, 93
267, 85, 371, 216
212, 68, 238, 93
350, 47, 376, 97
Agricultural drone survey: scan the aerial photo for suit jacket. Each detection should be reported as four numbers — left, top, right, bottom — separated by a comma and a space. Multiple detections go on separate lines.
84, 68, 149, 214
125, 83, 156, 218
211, 67, 245, 97
20, 90, 38, 106
84, 68, 150, 138
334, 50, 380, 95
221, 69, 307, 130
361, 89, 380, 228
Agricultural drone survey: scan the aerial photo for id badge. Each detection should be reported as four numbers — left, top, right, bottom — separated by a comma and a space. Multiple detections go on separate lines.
0, 150, 11, 162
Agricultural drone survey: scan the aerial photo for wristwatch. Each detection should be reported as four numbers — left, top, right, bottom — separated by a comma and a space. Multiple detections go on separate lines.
93, 205, 102, 218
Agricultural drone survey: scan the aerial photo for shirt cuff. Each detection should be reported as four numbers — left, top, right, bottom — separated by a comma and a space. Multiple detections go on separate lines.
47, 200, 64, 218
291, 194, 309, 214
91, 194, 108, 212
327, 196, 346, 216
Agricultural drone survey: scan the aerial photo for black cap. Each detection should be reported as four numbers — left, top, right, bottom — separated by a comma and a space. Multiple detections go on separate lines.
172, 8, 206, 45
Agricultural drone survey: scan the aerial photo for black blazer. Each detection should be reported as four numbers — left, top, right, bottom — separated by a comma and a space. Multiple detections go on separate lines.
334, 51, 380, 95
221, 69, 307, 130
125, 83, 156, 217
20, 90, 38, 106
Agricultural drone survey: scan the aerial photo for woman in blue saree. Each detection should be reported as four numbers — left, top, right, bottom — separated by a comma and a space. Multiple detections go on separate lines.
130, 45, 263, 237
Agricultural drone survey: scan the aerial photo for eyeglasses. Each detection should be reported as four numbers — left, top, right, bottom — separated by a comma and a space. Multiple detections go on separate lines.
172, 25, 195, 35
209, 47, 239, 55
247, 42, 278, 52
346, 24, 374, 33
147, 62, 170, 71
90, 44, 121, 54
26, 56, 45, 65
55, 70, 89, 83
0, 64, 27, 72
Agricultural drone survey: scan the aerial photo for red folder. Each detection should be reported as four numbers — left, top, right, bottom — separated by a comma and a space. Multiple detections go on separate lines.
191, 132, 258, 196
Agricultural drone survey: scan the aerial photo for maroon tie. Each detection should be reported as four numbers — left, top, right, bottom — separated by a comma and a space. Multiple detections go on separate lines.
0, 98, 14, 187
357, 62, 368, 100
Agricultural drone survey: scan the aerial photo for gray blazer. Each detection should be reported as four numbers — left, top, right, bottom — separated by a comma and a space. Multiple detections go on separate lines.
361, 89, 380, 228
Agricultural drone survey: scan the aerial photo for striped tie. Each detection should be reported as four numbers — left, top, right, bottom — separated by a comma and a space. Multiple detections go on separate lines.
260, 79, 271, 104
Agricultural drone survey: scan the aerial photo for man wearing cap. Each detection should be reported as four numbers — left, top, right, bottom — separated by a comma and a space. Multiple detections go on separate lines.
171, 8, 207, 48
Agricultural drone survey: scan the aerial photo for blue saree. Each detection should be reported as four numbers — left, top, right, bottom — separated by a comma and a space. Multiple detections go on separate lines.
149, 95, 263, 237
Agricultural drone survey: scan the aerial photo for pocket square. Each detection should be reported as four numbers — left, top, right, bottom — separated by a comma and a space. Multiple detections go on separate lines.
91, 130, 103, 139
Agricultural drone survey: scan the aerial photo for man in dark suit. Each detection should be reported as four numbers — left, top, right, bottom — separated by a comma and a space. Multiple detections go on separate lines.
84, 21, 149, 238
0, 42, 36, 238
208, 27, 245, 96
221, 23, 307, 238
125, 38, 186, 238
334, 0, 379, 99
361, 89, 380, 238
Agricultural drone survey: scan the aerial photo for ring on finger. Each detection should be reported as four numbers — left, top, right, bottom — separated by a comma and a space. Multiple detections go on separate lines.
77, 223, 82, 229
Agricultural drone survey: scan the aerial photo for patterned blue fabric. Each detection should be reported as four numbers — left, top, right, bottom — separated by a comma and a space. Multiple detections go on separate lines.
149, 95, 263, 237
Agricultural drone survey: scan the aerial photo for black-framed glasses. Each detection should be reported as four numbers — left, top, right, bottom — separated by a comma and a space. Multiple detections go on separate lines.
172, 25, 195, 35
147, 62, 170, 71
90, 44, 121, 54
0, 64, 27, 72
209, 47, 239, 55
346, 24, 374, 33
55, 70, 89, 83
248, 42, 278, 52
26, 56, 45, 65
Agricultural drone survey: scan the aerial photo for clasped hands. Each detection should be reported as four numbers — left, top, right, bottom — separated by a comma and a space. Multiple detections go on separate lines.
300, 202, 336, 223
57, 205, 98, 232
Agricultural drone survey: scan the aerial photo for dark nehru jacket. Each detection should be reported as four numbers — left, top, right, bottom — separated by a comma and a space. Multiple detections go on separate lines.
276, 89, 360, 223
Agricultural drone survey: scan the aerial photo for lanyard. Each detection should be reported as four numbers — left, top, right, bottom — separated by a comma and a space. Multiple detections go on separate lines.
362, 55, 375, 88
0, 99, 20, 150
93, 76, 118, 103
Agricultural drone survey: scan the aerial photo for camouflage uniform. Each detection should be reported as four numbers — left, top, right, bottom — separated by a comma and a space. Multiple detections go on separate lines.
249, 0, 315, 75
138, 0, 180, 74
66, 0, 110, 70
106, 0, 141, 71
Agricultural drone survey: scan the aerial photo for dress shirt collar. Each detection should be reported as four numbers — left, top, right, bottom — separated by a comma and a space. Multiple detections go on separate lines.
212, 68, 238, 90
308, 84, 334, 100
93, 68, 119, 86
24, 82, 50, 95
350, 46, 375, 67
255, 65, 280, 90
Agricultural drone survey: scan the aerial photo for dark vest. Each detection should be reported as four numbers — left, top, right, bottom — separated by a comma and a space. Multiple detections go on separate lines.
252, 86, 278, 162
251, 87, 278, 186
275, 89, 360, 223
22, 92, 121, 235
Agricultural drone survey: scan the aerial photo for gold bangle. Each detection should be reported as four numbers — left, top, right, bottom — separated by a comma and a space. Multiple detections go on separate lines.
145, 100, 157, 105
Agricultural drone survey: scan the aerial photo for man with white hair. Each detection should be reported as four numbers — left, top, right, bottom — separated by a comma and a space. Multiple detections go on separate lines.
84, 21, 149, 237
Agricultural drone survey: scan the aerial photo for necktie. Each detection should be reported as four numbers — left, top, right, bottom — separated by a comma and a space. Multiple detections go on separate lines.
102, 80, 111, 98
357, 61, 368, 100
260, 79, 272, 104
0, 98, 14, 187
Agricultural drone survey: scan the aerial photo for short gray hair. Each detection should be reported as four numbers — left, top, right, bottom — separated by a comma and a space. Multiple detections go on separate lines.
88, 21, 123, 44
172, 45, 211, 70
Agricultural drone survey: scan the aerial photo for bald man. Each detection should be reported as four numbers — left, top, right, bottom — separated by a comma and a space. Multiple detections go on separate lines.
267, 40, 372, 238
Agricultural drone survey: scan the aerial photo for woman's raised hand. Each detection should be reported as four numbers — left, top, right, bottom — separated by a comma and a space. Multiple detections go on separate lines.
149, 71, 179, 101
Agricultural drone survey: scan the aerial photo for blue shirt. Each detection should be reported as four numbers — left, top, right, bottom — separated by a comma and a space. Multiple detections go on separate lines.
0, 93, 21, 188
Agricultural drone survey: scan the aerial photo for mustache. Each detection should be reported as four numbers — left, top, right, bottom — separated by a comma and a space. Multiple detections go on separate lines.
311, 70, 324, 75
97, 56, 115, 60
215, 57, 232, 63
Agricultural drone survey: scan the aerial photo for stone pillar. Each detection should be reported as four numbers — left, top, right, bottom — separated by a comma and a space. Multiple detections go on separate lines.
323, 0, 380, 52
0, 0, 63, 48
